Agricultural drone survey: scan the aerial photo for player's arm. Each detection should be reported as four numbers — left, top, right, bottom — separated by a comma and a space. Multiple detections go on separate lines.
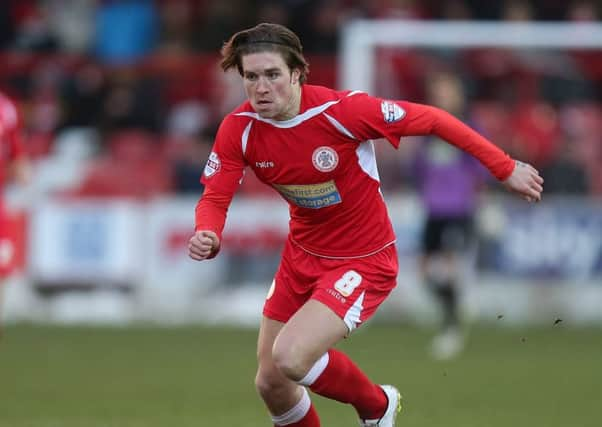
397, 102, 543, 202
189, 189, 226, 261
190, 187, 232, 260
189, 119, 246, 261
333, 94, 542, 203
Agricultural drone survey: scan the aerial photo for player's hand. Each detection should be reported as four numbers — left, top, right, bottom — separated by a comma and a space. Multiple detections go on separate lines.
502, 160, 544, 203
188, 230, 220, 261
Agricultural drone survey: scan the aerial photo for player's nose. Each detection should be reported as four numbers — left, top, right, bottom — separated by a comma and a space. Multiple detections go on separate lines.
256, 77, 270, 93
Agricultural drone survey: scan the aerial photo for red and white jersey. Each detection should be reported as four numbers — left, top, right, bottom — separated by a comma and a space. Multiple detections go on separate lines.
0, 92, 24, 198
196, 84, 514, 258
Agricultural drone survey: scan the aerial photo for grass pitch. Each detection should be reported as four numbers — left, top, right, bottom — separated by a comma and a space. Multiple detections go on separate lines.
1, 323, 599, 427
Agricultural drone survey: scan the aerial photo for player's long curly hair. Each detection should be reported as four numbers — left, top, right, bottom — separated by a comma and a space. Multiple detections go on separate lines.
220, 23, 309, 84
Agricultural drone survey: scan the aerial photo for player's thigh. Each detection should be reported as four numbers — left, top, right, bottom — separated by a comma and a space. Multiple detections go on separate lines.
274, 298, 348, 367
256, 317, 298, 388
257, 316, 285, 366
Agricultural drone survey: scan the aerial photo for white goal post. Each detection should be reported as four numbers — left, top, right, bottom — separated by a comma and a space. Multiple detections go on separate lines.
339, 20, 602, 93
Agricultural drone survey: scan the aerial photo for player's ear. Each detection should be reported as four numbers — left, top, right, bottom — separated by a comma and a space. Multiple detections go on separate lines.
291, 69, 300, 85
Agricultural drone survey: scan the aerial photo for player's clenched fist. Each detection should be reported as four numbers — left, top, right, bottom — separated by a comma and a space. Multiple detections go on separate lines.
188, 230, 220, 261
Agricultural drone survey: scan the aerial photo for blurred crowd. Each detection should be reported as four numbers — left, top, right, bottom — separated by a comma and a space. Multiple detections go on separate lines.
0, 0, 600, 198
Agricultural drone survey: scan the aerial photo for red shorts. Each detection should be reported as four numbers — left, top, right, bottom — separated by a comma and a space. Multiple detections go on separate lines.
263, 239, 399, 332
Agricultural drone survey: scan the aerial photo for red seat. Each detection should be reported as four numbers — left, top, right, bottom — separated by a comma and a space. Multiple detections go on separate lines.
73, 130, 174, 198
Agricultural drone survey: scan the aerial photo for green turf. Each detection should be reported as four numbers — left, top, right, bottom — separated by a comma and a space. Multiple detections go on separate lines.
0, 323, 600, 427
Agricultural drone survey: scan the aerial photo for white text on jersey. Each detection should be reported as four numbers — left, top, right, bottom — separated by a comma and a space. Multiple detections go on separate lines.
256, 161, 275, 168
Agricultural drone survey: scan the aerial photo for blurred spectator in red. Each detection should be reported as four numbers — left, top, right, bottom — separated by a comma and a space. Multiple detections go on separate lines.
0, 91, 30, 323
508, 102, 561, 168
74, 130, 173, 199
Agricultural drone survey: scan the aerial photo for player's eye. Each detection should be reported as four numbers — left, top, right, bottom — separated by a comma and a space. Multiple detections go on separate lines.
245, 73, 258, 81
267, 72, 280, 80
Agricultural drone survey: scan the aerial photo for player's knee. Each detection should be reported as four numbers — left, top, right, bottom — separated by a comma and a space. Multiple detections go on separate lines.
272, 342, 309, 382
255, 366, 286, 398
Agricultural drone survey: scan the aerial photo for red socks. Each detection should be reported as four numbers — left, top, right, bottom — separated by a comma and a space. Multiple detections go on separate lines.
271, 349, 387, 425
306, 349, 387, 420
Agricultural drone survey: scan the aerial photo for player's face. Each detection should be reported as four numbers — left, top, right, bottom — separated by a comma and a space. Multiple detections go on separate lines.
241, 52, 301, 120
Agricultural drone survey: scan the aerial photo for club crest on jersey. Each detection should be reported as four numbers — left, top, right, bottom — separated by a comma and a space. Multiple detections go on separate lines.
203, 151, 221, 177
381, 100, 405, 123
312, 146, 339, 172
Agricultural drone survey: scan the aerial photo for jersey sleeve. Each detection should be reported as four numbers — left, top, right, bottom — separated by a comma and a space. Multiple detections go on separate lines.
195, 117, 247, 241
332, 93, 515, 180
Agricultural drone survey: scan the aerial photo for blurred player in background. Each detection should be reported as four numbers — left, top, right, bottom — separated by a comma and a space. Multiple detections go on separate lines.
412, 72, 487, 360
188, 23, 543, 427
0, 91, 29, 329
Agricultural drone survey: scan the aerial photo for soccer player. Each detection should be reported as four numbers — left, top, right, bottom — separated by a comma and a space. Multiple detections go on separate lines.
0, 91, 29, 327
188, 23, 543, 427
412, 72, 488, 360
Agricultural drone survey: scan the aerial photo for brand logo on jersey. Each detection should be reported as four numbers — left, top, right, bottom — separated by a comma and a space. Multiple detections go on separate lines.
381, 101, 405, 123
255, 161, 275, 169
273, 180, 342, 209
326, 288, 346, 304
203, 151, 221, 177
312, 146, 339, 172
